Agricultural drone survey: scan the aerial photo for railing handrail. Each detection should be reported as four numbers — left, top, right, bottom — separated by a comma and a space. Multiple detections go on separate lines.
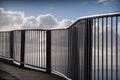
0, 12, 120, 32
68, 11, 120, 29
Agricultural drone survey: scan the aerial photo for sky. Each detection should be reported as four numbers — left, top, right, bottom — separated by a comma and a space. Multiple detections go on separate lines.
0, 0, 120, 20
0, 0, 120, 72
0, 0, 120, 30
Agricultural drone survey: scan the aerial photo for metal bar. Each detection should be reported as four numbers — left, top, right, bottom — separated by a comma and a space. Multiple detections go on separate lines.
20, 30, 25, 67
41, 31, 43, 67
32, 31, 34, 66
73, 27, 79, 80
84, 19, 93, 80
46, 30, 51, 73
68, 29, 70, 77
102, 18, 104, 80
111, 17, 113, 80
10, 31, 14, 59
44, 31, 46, 68
98, 18, 100, 80
1, 33, 4, 56
33, 31, 35, 66
43, 31, 45, 68
40, 31, 42, 67
94, 18, 96, 80
29, 31, 31, 65
84, 19, 87, 80
90, 19, 93, 80
116, 16, 118, 80
25, 31, 27, 64
106, 17, 108, 80
39, 31, 41, 67
36, 31, 38, 66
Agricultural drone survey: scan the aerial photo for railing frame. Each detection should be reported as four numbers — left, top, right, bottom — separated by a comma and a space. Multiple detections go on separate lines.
46, 30, 51, 73
10, 31, 14, 59
20, 30, 25, 67
84, 19, 93, 80
0, 12, 120, 80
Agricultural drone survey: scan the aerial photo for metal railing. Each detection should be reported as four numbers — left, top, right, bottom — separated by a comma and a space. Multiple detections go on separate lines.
0, 12, 120, 80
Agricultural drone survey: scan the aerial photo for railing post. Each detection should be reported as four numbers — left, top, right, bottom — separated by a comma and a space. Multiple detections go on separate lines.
10, 31, 14, 59
84, 19, 93, 80
72, 27, 79, 80
46, 30, 51, 73
20, 30, 25, 67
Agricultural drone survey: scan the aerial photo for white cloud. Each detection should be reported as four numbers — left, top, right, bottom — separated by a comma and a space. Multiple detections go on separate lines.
37, 14, 58, 29
97, 0, 107, 3
0, 8, 24, 30
97, 0, 120, 4
0, 8, 72, 31
57, 19, 73, 28
22, 16, 39, 29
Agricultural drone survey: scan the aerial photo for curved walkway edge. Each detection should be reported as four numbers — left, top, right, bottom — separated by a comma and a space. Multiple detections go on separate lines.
0, 59, 66, 80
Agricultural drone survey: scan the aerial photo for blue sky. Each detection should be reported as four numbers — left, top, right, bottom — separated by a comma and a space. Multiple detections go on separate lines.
0, 0, 120, 20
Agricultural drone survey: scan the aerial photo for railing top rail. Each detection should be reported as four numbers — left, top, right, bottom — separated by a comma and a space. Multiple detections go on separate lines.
0, 12, 120, 32
77, 12, 120, 20
68, 12, 120, 29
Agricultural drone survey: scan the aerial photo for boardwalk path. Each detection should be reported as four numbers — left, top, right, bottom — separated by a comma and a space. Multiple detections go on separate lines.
0, 60, 66, 80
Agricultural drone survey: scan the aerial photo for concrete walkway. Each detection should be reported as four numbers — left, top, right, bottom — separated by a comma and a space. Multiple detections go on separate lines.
0, 61, 66, 80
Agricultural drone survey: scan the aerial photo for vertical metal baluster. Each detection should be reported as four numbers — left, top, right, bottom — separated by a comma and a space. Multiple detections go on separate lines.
36, 31, 38, 66
46, 30, 51, 73
30, 31, 32, 65
32, 31, 34, 66
42, 31, 44, 68
39, 31, 40, 67
106, 17, 108, 80
70, 29, 72, 78
42, 31, 43, 67
98, 18, 99, 80
37, 31, 38, 66
39, 30, 41, 67
1, 32, 3, 56
26, 31, 27, 64
55, 31, 56, 70
94, 18, 96, 80
40, 31, 42, 67
44, 31, 46, 68
33, 30, 37, 66
43, 31, 45, 68
37, 31, 39, 67
61, 30, 63, 73
68, 29, 69, 77
40, 31, 41, 67
29, 31, 31, 65
34, 31, 35, 66
111, 17, 113, 80
45, 31, 46, 69
116, 16, 118, 80
102, 17, 104, 80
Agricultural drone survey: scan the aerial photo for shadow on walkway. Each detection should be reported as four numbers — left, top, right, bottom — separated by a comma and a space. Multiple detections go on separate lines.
0, 60, 66, 80
0, 69, 19, 80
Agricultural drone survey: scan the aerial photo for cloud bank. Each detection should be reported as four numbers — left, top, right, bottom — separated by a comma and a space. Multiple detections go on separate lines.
0, 8, 24, 30
97, 0, 120, 4
0, 8, 73, 31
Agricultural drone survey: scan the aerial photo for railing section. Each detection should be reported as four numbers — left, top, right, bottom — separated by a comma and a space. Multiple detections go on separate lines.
0, 13, 120, 80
